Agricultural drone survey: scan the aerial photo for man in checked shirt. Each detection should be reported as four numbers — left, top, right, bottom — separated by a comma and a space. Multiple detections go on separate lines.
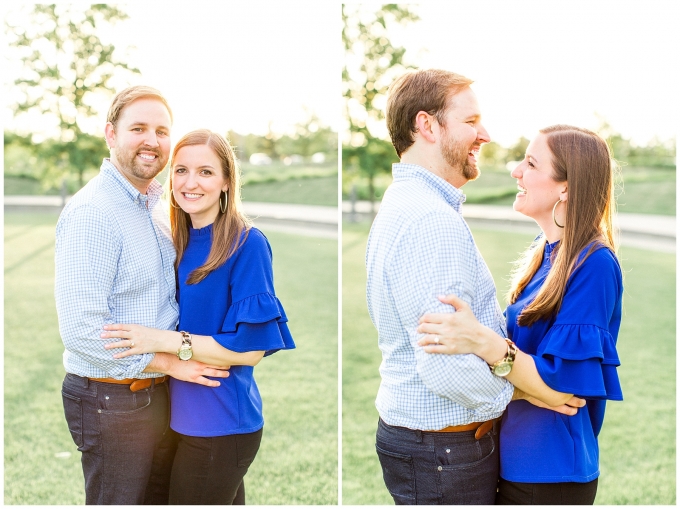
55, 86, 229, 505
366, 69, 583, 504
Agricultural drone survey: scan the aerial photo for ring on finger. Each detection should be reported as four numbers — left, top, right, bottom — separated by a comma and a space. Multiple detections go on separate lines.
434, 336, 440, 344
130, 341, 135, 347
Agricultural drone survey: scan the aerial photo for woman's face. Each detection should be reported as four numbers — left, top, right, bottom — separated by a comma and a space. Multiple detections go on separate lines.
510, 133, 567, 227
172, 144, 228, 229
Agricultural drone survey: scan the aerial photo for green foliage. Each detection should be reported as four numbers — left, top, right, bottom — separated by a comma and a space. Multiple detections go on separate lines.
342, 223, 675, 505
4, 131, 108, 193
6, 4, 139, 186
228, 112, 338, 164
342, 4, 419, 207
4, 214, 337, 505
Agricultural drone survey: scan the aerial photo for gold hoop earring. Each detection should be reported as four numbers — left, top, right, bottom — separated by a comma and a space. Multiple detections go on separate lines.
220, 190, 228, 214
169, 193, 181, 209
552, 199, 565, 228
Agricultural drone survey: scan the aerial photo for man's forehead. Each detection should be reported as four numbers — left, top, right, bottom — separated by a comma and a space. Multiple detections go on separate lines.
119, 98, 171, 124
447, 88, 481, 117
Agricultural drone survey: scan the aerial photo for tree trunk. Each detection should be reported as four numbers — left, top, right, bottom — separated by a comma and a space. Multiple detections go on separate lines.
368, 173, 376, 222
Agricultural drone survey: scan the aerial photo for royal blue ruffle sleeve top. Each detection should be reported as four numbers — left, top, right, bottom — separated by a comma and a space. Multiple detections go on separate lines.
169, 224, 295, 437
500, 240, 623, 483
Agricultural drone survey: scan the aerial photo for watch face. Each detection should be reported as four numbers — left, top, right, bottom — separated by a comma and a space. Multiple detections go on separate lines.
178, 347, 193, 361
493, 362, 512, 377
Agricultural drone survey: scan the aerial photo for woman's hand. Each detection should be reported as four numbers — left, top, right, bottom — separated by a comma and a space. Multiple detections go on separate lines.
417, 294, 499, 359
102, 324, 178, 359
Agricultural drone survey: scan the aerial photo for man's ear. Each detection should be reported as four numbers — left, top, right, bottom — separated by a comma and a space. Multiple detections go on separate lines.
104, 122, 116, 150
414, 111, 436, 144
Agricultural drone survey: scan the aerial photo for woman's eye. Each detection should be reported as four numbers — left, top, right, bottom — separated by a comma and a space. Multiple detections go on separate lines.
174, 167, 186, 173
200, 170, 213, 176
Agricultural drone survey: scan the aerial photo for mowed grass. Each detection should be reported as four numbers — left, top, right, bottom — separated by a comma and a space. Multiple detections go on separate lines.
342, 222, 675, 505
243, 175, 338, 207
4, 213, 338, 505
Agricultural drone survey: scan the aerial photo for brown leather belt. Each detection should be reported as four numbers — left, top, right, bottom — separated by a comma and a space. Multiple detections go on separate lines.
429, 418, 498, 440
88, 376, 168, 392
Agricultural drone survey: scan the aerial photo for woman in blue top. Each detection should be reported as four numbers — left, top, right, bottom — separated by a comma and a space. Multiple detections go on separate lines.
103, 129, 295, 504
417, 125, 622, 504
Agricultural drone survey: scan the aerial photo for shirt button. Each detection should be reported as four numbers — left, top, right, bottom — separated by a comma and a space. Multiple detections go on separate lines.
437, 466, 442, 471
446, 449, 450, 453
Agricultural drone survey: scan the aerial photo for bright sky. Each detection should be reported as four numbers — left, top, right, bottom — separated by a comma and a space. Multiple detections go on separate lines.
3, 2, 339, 140
380, 0, 679, 147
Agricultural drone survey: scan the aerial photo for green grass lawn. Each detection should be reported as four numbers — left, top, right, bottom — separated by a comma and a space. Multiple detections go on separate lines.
243, 175, 338, 207
342, 222, 675, 505
4, 213, 338, 505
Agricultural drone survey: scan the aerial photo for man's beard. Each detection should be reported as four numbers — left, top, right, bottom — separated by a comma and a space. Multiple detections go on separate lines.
440, 128, 480, 182
114, 145, 168, 181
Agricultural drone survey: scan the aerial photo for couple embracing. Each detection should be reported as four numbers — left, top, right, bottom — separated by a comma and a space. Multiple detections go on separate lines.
55, 86, 295, 505
367, 69, 623, 505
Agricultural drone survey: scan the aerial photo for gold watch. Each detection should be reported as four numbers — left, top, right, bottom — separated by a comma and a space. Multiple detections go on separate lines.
177, 331, 193, 361
489, 339, 517, 377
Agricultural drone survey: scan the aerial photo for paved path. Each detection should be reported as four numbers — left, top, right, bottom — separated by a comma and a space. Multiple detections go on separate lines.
343, 200, 676, 253
4, 196, 338, 240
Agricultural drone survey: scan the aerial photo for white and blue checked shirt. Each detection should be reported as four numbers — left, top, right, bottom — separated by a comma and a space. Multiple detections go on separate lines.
366, 163, 513, 430
55, 159, 179, 379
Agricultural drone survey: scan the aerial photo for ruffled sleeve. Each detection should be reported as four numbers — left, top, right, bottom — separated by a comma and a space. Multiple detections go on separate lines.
212, 228, 295, 356
533, 246, 623, 400
533, 324, 622, 400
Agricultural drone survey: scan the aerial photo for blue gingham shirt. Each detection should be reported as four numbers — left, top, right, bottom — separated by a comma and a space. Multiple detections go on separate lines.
366, 163, 513, 430
55, 159, 179, 379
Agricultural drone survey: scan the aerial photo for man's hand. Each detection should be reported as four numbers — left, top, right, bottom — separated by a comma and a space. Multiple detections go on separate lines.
513, 387, 585, 416
146, 352, 230, 388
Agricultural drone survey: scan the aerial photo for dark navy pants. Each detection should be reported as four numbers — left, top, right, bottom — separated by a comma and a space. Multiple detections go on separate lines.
376, 418, 500, 505
61, 373, 177, 505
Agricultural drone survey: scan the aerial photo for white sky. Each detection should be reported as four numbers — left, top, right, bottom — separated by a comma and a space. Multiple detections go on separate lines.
372, 0, 680, 146
3, 2, 679, 147
3, 2, 339, 140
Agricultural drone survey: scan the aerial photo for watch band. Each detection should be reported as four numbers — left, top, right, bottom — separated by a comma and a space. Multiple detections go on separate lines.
177, 331, 193, 360
489, 339, 517, 376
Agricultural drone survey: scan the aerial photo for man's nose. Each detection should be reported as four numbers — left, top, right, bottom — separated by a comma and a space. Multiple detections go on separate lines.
476, 124, 490, 144
142, 131, 160, 147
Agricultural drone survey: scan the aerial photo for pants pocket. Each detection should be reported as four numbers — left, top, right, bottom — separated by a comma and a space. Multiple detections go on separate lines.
376, 442, 416, 504
62, 391, 84, 449
437, 434, 499, 505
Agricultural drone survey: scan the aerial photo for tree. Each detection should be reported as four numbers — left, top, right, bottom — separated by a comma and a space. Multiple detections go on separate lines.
342, 4, 420, 213
6, 4, 139, 187
506, 136, 530, 164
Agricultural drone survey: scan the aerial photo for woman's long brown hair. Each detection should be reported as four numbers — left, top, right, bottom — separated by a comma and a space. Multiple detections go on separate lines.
506, 125, 619, 326
169, 129, 251, 284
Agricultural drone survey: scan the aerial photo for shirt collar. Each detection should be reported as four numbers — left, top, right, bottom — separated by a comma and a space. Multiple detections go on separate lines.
392, 163, 466, 212
101, 158, 164, 209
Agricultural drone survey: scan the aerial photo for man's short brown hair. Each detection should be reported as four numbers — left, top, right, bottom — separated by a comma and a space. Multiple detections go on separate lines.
106, 85, 173, 128
386, 69, 473, 157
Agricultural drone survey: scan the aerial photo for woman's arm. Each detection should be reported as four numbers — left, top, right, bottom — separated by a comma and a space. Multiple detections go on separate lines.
102, 325, 265, 366
417, 294, 575, 407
